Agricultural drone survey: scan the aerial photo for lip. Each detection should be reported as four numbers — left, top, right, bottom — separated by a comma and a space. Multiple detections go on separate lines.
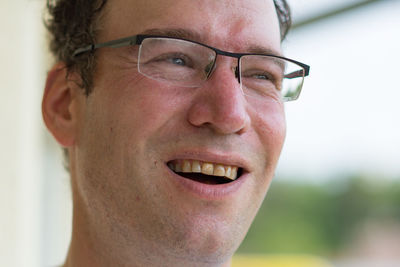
164, 150, 251, 200
165, 150, 251, 172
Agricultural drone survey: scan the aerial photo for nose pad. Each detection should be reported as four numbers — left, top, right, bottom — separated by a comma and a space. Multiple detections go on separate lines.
234, 66, 240, 83
205, 60, 240, 80
205, 61, 216, 79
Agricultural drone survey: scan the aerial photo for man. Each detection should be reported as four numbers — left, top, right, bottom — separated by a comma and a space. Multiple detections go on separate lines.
42, 0, 309, 266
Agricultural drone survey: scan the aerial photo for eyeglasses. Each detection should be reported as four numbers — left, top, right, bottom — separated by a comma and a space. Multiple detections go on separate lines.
74, 35, 310, 102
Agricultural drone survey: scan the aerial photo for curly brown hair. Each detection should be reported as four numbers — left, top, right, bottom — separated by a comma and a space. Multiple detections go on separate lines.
45, 0, 291, 95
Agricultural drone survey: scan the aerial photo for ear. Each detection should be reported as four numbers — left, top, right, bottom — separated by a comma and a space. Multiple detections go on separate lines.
42, 63, 81, 147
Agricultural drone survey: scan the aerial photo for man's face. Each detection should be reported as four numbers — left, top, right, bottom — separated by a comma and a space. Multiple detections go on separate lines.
72, 0, 285, 264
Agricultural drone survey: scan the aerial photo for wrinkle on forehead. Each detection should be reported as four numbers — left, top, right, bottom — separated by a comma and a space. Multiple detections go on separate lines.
187, 0, 279, 41
103, 0, 281, 52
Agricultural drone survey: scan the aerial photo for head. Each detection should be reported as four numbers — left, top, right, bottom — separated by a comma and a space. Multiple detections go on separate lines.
43, 0, 294, 266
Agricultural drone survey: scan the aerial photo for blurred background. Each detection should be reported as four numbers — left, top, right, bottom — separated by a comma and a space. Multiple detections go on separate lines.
1, 0, 399, 266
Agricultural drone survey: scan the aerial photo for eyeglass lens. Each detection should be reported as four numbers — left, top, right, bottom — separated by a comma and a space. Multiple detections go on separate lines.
138, 37, 305, 101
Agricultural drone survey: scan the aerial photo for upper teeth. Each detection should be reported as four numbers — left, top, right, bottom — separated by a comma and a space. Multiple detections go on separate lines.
168, 160, 239, 180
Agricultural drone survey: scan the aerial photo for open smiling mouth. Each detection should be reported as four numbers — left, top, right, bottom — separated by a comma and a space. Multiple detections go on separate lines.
167, 160, 244, 185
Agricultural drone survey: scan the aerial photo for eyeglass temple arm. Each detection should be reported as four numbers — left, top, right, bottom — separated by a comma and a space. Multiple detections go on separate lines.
284, 64, 310, 79
285, 70, 304, 79
73, 35, 139, 57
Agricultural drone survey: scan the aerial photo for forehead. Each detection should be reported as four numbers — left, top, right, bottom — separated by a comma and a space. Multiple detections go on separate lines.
101, 0, 281, 52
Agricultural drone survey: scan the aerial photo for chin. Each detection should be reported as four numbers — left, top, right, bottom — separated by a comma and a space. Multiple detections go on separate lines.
170, 217, 247, 265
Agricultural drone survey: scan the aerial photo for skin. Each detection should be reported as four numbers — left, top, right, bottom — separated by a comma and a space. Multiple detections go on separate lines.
42, 0, 286, 266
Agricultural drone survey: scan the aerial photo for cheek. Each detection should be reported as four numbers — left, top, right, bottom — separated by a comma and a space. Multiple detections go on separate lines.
92, 71, 193, 150
247, 103, 286, 196
251, 102, 287, 160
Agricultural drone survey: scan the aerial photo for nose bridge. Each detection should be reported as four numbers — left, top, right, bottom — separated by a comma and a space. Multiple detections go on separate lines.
187, 52, 249, 135
209, 49, 241, 83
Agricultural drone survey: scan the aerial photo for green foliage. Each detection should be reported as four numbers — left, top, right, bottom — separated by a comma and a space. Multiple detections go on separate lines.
237, 175, 400, 257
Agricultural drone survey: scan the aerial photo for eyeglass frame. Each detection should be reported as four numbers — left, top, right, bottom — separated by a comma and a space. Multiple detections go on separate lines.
73, 34, 310, 98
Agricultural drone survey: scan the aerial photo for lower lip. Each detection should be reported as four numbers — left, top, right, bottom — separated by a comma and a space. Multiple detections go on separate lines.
166, 165, 248, 200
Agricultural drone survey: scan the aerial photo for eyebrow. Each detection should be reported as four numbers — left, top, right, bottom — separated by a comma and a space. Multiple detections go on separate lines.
141, 28, 204, 43
140, 28, 283, 57
246, 45, 283, 58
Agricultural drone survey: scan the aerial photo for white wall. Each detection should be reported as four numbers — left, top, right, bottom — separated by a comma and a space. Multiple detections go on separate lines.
0, 1, 69, 266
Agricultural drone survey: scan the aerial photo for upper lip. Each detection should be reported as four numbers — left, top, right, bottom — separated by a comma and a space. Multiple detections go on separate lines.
165, 149, 251, 173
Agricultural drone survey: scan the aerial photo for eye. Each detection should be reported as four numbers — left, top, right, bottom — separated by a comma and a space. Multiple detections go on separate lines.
252, 73, 272, 80
243, 69, 275, 82
168, 57, 186, 66
152, 53, 193, 68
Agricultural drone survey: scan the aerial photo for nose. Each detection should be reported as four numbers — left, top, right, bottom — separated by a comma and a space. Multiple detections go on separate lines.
187, 63, 250, 135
